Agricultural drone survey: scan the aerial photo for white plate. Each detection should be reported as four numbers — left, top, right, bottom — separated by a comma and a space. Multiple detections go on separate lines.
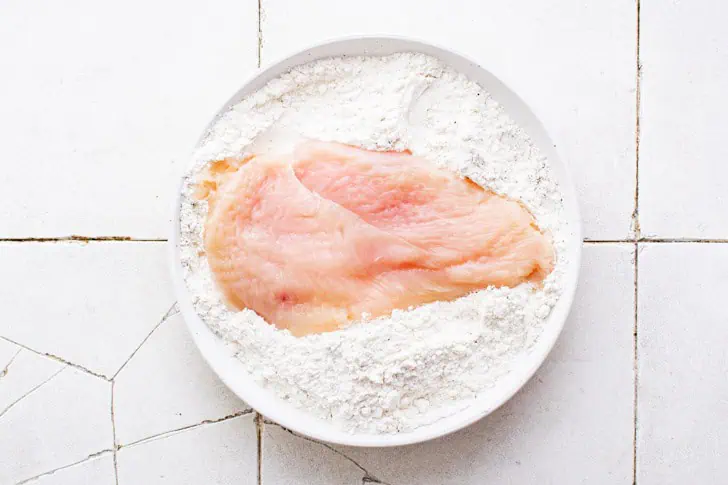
169, 36, 582, 447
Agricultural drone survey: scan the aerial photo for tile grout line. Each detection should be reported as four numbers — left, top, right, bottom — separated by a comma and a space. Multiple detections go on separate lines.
584, 239, 633, 244
111, 302, 179, 380
0, 335, 110, 381
256, 412, 263, 485
633, 0, 642, 483
361, 475, 391, 485
1, 237, 725, 245
0, 348, 22, 379
586, 238, 728, 244
0, 236, 166, 243
0, 366, 67, 420
257, 0, 263, 68
117, 410, 254, 450
635, 238, 728, 243
633, 240, 640, 485
264, 420, 390, 484
14, 449, 115, 485
111, 381, 120, 485
634, 0, 641, 243
109, 301, 179, 483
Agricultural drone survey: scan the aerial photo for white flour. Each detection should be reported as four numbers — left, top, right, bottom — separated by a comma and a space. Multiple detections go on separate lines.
178, 53, 568, 433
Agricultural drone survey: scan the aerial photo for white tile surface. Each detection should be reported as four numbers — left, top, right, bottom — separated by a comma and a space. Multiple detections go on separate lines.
31, 454, 116, 485
328, 245, 635, 484
0, 366, 112, 484
0, 0, 258, 238
262, 424, 364, 485
116, 414, 257, 485
0, 242, 173, 378
262, 0, 637, 239
637, 243, 728, 484
114, 313, 248, 446
640, 1, 728, 238
0, 349, 65, 413
3, 0, 723, 481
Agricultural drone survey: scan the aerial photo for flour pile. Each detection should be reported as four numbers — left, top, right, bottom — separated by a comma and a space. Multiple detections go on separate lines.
178, 53, 569, 433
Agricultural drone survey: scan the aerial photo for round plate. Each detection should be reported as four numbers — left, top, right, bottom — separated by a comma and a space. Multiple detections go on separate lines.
169, 36, 582, 447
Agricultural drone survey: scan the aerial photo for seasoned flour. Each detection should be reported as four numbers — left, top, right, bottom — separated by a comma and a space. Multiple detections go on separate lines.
178, 53, 568, 433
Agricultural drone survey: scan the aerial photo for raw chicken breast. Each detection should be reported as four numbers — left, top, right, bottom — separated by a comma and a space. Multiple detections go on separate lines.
293, 141, 554, 286
199, 142, 553, 336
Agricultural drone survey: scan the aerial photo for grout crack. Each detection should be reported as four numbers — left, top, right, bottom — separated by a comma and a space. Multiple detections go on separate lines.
0, 366, 67, 420
117, 409, 254, 450
0, 336, 110, 381
111, 381, 120, 485
0, 348, 22, 380
15, 449, 114, 485
264, 420, 392, 485
363, 478, 390, 485
111, 302, 179, 380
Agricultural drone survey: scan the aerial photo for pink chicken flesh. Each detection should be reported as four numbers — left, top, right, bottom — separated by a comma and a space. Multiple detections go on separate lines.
199, 141, 554, 337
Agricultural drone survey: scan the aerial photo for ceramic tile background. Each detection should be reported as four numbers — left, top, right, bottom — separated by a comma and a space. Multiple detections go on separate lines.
0, 0, 725, 483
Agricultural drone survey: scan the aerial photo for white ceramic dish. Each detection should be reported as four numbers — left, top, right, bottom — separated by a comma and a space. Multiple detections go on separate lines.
170, 36, 582, 447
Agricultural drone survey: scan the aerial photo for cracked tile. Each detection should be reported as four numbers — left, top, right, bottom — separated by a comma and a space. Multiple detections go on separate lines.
114, 313, 248, 446
0, 339, 20, 374
329, 245, 635, 484
262, 0, 636, 239
30, 454, 116, 485
0, 0, 258, 238
0, 349, 65, 413
0, 367, 112, 484
262, 424, 365, 485
0, 243, 173, 377
116, 414, 257, 485
637, 244, 728, 484
640, 0, 728, 238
